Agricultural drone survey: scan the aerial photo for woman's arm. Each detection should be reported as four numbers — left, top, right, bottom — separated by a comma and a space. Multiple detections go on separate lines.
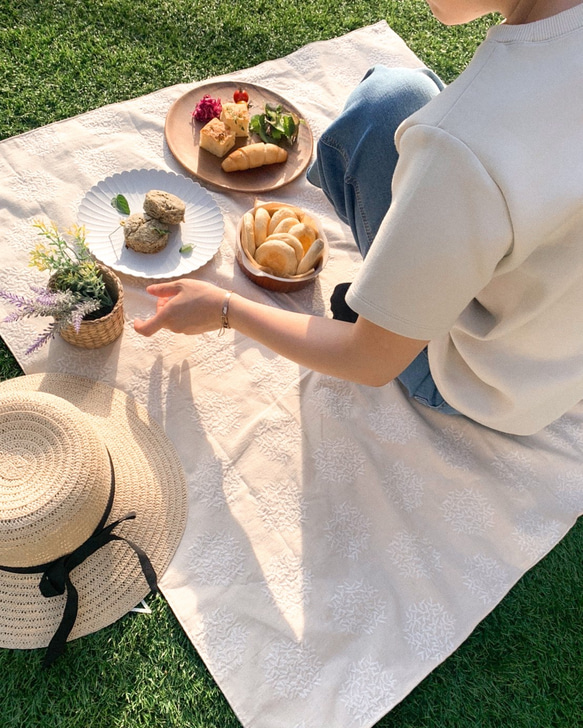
133, 279, 428, 387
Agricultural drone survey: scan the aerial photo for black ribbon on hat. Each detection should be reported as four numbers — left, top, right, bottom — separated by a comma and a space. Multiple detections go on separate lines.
0, 451, 158, 667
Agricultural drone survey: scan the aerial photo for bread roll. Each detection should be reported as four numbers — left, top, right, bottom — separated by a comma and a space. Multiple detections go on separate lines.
297, 238, 325, 275
267, 207, 299, 236
272, 217, 301, 236
254, 206, 271, 245
265, 233, 304, 262
221, 143, 288, 172
241, 212, 256, 255
254, 240, 298, 277
287, 222, 317, 253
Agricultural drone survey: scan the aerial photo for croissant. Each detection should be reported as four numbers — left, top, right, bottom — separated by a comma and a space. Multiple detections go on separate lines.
222, 142, 288, 172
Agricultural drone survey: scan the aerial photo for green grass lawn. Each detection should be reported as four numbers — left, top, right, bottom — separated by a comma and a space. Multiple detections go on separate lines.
1, 1, 581, 726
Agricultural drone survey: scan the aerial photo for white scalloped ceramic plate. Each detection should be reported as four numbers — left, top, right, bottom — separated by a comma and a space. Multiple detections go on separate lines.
78, 168, 224, 279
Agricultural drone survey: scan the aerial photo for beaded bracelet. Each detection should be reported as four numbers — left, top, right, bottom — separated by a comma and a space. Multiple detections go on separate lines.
218, 290, 233, 336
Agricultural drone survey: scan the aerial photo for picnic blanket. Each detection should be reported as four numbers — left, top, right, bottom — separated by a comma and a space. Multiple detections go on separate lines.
1, 21, 582, 728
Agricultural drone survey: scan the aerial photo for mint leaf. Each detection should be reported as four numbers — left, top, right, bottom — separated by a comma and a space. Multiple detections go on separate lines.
111, 194, 130, 215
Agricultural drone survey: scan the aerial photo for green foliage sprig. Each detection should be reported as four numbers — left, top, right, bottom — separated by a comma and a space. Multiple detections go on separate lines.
29, 221, 113, 310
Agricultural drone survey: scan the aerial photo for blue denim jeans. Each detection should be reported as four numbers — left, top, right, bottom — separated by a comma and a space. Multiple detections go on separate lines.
308, 65, 459, 415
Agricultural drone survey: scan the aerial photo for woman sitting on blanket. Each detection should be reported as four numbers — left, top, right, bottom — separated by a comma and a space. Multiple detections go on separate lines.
135, 0, 583, 437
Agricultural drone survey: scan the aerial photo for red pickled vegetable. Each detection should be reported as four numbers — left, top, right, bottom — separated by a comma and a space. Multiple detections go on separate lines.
192, 95, 222, 122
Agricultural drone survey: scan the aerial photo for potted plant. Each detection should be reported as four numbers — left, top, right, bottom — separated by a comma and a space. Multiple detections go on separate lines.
0, 220, 124, 354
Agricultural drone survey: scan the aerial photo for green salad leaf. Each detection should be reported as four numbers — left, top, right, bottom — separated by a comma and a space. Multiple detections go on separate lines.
249, 103, 300, 146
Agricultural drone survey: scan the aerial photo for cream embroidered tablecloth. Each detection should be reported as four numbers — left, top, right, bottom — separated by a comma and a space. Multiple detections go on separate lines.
1, 22, 582, 728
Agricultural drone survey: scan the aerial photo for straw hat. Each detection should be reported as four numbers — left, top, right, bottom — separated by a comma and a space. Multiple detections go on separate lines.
0, 373, 187, 665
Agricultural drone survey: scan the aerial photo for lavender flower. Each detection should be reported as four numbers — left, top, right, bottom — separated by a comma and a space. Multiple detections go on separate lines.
0, 285, 101, 356
0, 221, 115, 356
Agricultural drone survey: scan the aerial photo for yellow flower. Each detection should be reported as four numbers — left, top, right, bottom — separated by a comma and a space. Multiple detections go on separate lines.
28, 243, 51, 271
66, 223, 87, 242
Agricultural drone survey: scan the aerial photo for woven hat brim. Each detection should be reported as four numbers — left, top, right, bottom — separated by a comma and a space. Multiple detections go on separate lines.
0, 373, 188, 650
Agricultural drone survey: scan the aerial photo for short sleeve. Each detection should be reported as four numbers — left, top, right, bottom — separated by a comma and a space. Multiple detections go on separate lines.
346, 124, 513, 340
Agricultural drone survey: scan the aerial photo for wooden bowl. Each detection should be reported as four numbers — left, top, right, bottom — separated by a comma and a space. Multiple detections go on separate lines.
235, 202, 328, 293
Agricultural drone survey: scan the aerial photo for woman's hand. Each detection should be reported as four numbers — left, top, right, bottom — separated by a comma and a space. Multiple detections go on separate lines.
133, 279, 227, 337
134, 278, 428, 387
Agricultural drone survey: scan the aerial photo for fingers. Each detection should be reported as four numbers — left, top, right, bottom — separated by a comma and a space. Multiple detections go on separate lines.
146, 281, 181, 298
134, 315, 162, 337
133, 281, 182, 337
133, 278, 225, 338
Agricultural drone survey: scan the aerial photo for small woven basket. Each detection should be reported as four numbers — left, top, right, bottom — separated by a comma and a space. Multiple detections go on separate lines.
55, 265, 125, 349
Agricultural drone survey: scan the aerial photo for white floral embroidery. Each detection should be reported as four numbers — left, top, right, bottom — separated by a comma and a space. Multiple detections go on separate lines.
137, 89, 176, 117
329, 580, 386, 635
191, 390, 242, 436
262, 553, 313, 617
239, 69, 267, 86
0, 319, 42, 363
249, 355, 299, 397
126, 364, 174, 422
263, 639, 322, 699
324, 502, 371, 560
546, 415, 583, 451
301, 114, 329, 144
254, 479, 306, 533
462, 554, 512, 604
367, 402, 418, 444
339, 656, 396, 724
491, 451, 536, 492
313, 437, 366, 483
45, 347, 121, 383
290, 280, 327, 314
194, 607, 249, 681
254, 413, 302, 464
71, 146, 119, 178
311, 376, 354, 420
187, 531, 245, 586
0, 265, 45, 295
77, 107, 124, 135
11, 171, 59, 203
135, 128, 163, 158
434, 426, 475, 470
287, 48, 320, 77
404, 598, 456, 661
441, 488, 495, 535
513, 512, 563, 559
4, 217, 39, 254
188, 331, 237, 374
17, 127, 64, 156
292, 188, 329, 219
382, 460, 424, 512
190, 455, 244, 510
387, 531, 441, 579
126, 323, 175, 353
554, 470, 583, 511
